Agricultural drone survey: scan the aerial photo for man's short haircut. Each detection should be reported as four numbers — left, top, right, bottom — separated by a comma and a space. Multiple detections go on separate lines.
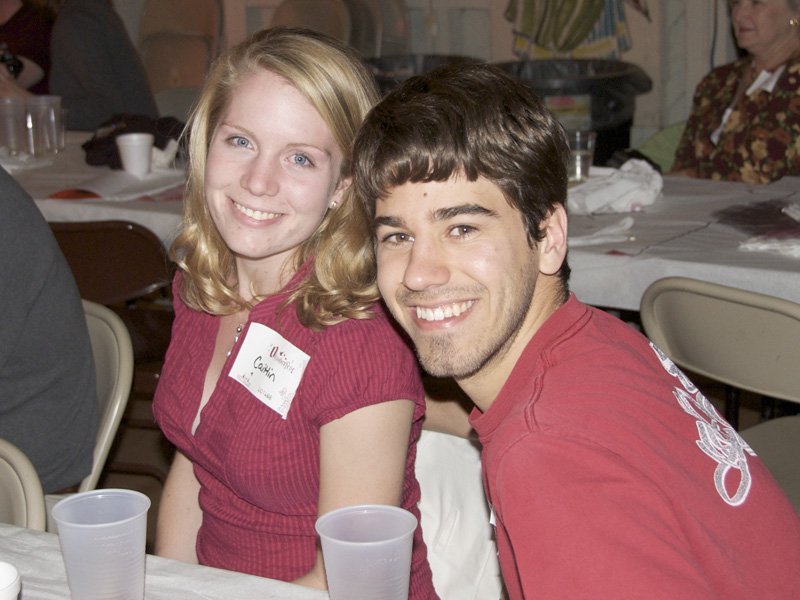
352, 62, 571, 285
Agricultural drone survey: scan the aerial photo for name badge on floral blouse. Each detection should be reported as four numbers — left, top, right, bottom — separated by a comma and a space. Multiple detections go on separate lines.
228, 323, 311, 419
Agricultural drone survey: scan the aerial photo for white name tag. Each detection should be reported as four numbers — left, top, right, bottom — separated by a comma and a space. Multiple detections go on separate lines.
228, 323, 310, 419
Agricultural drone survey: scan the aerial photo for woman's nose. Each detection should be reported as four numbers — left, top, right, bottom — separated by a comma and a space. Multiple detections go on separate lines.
241, 157, 279, 196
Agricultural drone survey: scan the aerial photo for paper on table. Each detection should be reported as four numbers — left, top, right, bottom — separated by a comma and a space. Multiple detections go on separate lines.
568, 159, 663, 215
48, 167, 185, 201
569, 216, 635, 247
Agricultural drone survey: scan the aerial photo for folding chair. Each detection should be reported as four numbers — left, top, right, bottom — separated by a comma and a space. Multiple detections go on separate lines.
0, 438, 46, 531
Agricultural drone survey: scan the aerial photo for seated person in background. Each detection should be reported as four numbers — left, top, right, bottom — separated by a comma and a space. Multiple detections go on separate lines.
48, 0, 158, 130
152, 28, 437, 597
0, 0, 54, 96
671, 0, 800, 183
352, 61, 800, 599
0, 166, 98, 494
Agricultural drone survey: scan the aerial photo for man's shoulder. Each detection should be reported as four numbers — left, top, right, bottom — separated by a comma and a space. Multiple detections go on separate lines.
499, 306, 676, 431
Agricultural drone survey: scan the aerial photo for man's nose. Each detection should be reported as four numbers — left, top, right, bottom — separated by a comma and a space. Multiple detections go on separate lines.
402, 240, 450, 291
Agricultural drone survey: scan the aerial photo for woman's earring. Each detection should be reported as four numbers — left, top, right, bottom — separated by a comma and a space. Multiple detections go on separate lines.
791, 17, 799, 27
329, 201, 338, 209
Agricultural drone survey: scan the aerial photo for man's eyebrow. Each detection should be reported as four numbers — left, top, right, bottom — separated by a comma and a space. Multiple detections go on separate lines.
433, 204, 498, 221
373, 215, 404, 231
373, 204, 498, 232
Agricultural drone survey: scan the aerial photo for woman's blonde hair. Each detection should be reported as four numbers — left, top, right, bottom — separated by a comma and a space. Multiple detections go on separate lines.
171, 27, 381, 330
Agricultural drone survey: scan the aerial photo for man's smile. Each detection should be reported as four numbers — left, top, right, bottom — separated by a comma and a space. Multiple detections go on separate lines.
413, 300, 475, 322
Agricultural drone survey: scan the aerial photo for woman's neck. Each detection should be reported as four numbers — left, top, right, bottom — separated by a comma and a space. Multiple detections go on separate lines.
751, 38, 800, 73
235, 255, 297, 304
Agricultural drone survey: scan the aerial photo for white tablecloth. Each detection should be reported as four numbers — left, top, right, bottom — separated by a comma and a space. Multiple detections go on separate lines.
10, 136, 800, 310
9, 131, 184, 247
0, 523, 328, 600
568, 176, 800, 310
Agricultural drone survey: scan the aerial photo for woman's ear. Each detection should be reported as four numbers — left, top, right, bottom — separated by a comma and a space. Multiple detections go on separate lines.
330, 176, 352, 208
537, 204, 568, 276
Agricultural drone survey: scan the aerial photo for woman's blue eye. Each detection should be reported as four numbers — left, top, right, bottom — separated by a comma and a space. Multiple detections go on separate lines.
292, 154, 310, 166
231, 136, 249, 147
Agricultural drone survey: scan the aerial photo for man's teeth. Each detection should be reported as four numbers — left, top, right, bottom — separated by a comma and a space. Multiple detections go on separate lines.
233, 201, 279, 221
415, 301, 474, 322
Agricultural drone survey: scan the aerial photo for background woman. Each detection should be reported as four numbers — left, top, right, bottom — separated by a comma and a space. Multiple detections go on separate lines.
0, 0, 53, 96
671, 0, 800, 183
151, 27, 437, 598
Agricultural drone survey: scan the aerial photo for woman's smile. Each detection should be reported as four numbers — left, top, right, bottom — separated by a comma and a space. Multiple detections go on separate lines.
231, 199, 281, 222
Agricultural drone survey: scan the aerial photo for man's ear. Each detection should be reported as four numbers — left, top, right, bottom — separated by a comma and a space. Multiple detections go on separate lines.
537, 204, 568, 276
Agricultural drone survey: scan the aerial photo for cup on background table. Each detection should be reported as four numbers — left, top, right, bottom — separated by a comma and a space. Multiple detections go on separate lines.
57, 107, 68, 151
0, 562, 20, 600
0, 98, 28, 156
566, 130, 597, 185
115, 132, 154, 178
26, 95, 62, 156
52, 489, 150, 600
316, 504, 417, 600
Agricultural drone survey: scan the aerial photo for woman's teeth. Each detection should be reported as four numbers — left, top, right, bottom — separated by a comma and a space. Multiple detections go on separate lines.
233, 201, 279, 221
415, 301, 475, 322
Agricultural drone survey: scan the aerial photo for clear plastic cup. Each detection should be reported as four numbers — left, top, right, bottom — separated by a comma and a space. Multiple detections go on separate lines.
115, 133, 154, 178
316, 504, 417, 600
52, 489, 150, 600
0, 98, 28, 156
566, 130, 597, 184
0, 562, 20, 600
58, 107, 69, 151
26, 95, 62, 156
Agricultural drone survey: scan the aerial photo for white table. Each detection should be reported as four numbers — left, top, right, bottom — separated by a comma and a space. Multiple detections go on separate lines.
8, 132, 184, 247
0, 523, 328, 600
567, 176, 800, 310
10, 137, 800, 310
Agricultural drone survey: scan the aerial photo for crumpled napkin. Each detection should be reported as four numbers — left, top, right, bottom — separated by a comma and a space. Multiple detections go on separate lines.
739, 236, 800, 258
737, 202, 800, 257
568, 159, 663, 215
152, 138, 179, 169
782, 202, 800, 223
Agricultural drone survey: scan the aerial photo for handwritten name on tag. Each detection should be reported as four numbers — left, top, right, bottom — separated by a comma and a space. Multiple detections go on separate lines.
228, 323, 310, 419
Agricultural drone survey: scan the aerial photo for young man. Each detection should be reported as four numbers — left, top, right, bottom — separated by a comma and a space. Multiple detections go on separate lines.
352, 63, 800, 599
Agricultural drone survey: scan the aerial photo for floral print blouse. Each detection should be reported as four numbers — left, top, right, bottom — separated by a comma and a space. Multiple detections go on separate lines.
672, 54, 800, 184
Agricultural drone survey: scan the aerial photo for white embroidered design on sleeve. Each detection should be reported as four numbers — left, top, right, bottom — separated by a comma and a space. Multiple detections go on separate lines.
650, 343, 756, 506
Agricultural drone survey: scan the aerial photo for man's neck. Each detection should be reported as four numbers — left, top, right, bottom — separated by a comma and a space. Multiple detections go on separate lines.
457, 278, 566, 413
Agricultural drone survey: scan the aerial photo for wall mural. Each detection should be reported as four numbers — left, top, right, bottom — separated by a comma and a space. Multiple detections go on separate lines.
505, 0, 651, 59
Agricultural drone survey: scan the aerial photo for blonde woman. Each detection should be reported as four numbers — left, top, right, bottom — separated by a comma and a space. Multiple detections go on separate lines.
153, 27, 438, 598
